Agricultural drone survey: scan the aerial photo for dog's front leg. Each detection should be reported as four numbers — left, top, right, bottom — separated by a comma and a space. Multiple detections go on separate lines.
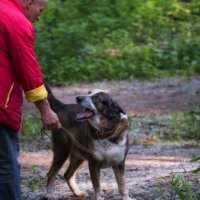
64, 158, 86, 197
88, 161, 103, 200
112, 164, 131, 200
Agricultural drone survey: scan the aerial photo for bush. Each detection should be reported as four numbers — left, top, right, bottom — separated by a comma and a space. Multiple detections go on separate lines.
172, 106, 200, 140
34, 0, 200, 83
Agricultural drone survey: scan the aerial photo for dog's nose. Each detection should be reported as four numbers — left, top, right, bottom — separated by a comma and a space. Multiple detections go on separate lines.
76, 96, 84, 104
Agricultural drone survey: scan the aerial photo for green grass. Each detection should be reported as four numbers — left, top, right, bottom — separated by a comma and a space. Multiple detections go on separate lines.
172, 174, 197, 200
128, 105, 200, 145
21, 113, 41, 140
156, 174, 198, 200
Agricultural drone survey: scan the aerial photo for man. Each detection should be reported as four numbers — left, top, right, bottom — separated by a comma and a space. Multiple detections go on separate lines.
0, 0, 61, 199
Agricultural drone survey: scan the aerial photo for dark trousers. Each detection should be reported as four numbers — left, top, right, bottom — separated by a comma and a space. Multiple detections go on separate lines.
0, 125, 20, 200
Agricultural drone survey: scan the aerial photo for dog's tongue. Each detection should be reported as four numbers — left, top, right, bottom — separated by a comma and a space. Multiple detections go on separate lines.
76, 109, 93, 120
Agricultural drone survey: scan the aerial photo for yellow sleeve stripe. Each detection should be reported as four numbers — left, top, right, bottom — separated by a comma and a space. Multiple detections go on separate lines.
25, 85, 48, 102
5, 82, 14, 109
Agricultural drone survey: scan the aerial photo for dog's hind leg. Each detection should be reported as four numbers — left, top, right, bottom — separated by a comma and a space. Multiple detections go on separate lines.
112, 164, 131, 200
64, 157, 85, 197
46, 142, 70, 196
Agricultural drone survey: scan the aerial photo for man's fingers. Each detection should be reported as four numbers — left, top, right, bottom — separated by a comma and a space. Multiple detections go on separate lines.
57, 122, 62, 129
42, 125, 49, 130
43, 122, 61, 131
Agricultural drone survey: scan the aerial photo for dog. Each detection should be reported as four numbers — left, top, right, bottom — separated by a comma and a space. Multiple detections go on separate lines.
44, 85, 131, 200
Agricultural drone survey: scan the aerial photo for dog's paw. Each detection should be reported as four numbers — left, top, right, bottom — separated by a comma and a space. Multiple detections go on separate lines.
122, 197, 135, 200
40, 197, 49, 200
41, 193, 54, 200
95, 193, 104, 200
122, 194, 134, 200
74, 191, 87, 197
41, 196, 50, 200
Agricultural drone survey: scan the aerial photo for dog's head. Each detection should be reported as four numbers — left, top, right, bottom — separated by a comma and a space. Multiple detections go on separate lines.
76, 89, 127, 130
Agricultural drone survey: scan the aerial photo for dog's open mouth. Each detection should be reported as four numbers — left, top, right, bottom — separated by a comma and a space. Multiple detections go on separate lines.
76, 107, 95, 120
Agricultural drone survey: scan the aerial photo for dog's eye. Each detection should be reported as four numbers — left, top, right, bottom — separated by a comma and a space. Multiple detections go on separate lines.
99, 97, 107, 104
100, 99, 107, 104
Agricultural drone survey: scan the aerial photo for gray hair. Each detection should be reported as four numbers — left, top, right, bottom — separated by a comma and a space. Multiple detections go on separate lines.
33, 0, 48, 5
21, 0, 48, 5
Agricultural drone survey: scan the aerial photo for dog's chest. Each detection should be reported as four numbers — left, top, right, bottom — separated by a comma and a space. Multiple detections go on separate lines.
92, 138, 126, 167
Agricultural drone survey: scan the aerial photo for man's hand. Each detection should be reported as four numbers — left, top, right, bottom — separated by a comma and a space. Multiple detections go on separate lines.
34, 99, 62, 131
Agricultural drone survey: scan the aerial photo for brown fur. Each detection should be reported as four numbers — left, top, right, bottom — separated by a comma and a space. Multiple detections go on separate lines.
44, 86, 131, 200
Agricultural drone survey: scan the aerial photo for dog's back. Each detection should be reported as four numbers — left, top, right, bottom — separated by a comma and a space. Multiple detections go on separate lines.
45, 84, 85, 128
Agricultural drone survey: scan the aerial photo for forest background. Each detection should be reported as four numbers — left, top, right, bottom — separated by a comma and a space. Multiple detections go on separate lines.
34, 0, 200, 84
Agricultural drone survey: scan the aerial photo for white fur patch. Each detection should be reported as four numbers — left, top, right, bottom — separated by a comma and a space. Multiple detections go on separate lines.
120, 113, 128, 119
89, 115, 102, 131
89, 98, 98, 111
93, 139, 127, 167
89, 89, 105, 96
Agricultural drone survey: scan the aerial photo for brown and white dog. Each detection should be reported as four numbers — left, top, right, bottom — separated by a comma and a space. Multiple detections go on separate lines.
44, 85, 131, 200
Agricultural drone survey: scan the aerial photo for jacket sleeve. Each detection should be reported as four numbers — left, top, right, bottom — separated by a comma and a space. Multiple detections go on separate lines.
6, 14, 47, 102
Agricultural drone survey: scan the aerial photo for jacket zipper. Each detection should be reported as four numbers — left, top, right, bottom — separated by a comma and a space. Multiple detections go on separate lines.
5, 82, 14, 109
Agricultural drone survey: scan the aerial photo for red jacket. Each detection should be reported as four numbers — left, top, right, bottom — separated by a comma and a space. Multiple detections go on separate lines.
0, 0, 48, 132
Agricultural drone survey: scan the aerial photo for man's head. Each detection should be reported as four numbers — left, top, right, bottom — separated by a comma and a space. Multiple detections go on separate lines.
20, 0, 48, 22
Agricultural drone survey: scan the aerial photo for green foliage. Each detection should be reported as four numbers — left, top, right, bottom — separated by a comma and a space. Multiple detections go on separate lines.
172, 113, 183, 140
156, 173, 198, 200
172, 174, 196, 200
27, 177, 42, 192
156, 186, 167, 200
172, 106, 200, 140
21, 114, 41, 138
25, 166, 46, 192
129, 107, 200, 144
190, 156, 200, 174
34, 0, 200, 83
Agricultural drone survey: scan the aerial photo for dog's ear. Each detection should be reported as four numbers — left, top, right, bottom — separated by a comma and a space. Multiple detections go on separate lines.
93, 93, 126, 123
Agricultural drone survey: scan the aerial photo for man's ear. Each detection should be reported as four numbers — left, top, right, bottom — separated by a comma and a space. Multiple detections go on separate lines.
25, 0, 34, 9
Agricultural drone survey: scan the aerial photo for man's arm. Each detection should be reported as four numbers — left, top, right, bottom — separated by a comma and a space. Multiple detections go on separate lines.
6, 13, 61, 131
34, 99, 61, 130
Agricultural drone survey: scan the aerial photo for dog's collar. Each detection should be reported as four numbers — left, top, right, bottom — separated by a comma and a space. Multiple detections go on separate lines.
90, 126, 118, 140
90, 113, 128, 140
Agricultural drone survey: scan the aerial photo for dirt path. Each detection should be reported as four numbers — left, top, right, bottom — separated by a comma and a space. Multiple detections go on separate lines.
20, 145, 200, 200
21, 76, 200, 200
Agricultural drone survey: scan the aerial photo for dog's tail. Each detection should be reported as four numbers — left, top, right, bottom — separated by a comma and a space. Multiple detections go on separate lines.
44, 83, 64, 113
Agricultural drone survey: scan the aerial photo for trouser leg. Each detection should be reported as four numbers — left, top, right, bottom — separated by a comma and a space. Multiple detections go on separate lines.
0, 125, 20, 200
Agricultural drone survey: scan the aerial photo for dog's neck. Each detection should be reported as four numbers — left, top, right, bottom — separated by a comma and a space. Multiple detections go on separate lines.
89, 113, 128, 140
89, 115, 102, 131
90, 125, 118, 140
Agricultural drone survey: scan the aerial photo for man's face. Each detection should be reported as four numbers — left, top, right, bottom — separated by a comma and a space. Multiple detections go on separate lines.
23, 0, 48, 22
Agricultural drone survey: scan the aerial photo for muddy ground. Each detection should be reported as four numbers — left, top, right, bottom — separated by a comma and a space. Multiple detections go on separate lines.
20, 76, 200, 200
